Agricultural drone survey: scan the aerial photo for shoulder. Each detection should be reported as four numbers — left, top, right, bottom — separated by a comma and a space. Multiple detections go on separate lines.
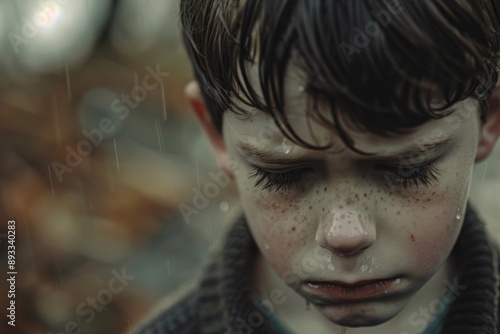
487, 232, 500, 332
494, 239, 500, 332
132, 281, 201, 334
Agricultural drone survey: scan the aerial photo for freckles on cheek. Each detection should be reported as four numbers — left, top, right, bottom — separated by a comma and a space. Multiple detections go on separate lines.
403, 163, 471, 273
409, 205, 462, 272
245, 194, 308, 272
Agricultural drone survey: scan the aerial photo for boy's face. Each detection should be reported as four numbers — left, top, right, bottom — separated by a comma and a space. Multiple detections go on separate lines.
188, 60, 500, 326
217, 68, 486, 326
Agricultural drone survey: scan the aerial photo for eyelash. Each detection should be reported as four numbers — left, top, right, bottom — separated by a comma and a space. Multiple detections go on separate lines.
382, 161, 441, 189
249, 168, 310, 192
249, 162, 441, 192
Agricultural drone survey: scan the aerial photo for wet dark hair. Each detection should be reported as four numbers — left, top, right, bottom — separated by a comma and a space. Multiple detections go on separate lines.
179, 0, 500, 152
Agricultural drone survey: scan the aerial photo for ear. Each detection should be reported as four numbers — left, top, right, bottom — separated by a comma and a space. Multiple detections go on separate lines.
476, 81, 500, 162
185, 81, 233, 177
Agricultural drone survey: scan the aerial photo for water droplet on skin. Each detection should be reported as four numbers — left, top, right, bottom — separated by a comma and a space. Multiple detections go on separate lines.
219, 201, 229, 212
360, 256, 378, 273
264, 243, 270, 250
298, 85, 305, 93
456, 207, 462, 220
281, 138, 293, 154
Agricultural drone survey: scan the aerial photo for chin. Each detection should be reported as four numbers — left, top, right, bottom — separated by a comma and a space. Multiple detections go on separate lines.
318, 301, 405, 328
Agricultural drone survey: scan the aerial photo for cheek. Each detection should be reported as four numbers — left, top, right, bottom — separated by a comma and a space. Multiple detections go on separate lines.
404, 166, 472, 274
238, 184, 313, 274
408, 205, 462, 273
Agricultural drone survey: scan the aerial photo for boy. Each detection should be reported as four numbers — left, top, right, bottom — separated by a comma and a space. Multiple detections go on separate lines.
135, 0, 500, 333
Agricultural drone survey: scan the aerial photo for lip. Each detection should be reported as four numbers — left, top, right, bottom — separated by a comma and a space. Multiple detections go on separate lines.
303, 278, 403, 304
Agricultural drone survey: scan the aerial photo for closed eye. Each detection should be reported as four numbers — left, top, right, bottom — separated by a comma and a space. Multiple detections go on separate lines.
249, 167, 313, 192
377, 161, 441, 189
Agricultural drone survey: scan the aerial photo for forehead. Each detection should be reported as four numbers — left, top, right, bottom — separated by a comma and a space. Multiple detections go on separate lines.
226, 64, 480, 156
224, 108, 468, 159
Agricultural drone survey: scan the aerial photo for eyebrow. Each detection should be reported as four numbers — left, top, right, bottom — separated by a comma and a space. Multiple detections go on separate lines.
236, 137, 455, 165
375, 137, 455, 164
236, 142, 306, 164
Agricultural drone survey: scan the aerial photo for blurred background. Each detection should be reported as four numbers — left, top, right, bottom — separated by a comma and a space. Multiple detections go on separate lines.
0, 1, 241, 333
0, 1, 498, 333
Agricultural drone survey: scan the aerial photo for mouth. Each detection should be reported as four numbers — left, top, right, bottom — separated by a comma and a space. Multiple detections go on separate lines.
303, 278, 404, 304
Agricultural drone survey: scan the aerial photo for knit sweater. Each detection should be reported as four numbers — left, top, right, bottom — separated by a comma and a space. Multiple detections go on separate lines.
134, 204, 500, 334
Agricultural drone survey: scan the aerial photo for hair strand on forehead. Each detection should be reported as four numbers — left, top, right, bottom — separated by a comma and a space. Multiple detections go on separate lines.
180, 0, 500, 152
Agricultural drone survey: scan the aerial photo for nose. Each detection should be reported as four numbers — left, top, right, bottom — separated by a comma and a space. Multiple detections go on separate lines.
316, 209, 376, 257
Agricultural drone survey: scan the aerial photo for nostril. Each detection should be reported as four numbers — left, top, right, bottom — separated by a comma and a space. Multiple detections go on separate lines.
334, 244, 371, 257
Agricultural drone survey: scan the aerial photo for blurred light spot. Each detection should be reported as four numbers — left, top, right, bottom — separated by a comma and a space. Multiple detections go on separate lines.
219, 201, 229, 212
34, 3, 61, 28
